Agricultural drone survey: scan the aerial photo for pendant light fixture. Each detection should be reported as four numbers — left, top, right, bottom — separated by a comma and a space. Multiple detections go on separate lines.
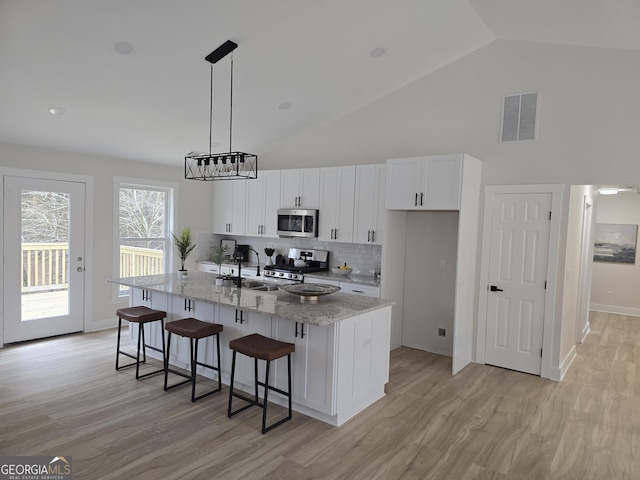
185, 40, 257, 181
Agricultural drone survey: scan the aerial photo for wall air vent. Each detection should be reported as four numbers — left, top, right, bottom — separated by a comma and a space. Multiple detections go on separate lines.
501, 91, 538, 142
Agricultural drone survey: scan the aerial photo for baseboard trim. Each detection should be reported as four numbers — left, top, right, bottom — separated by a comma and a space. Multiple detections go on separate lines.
579, 322, 590, 343
86, 317, 119, 332
590, 304, 640, 317
550, 345, 577, 381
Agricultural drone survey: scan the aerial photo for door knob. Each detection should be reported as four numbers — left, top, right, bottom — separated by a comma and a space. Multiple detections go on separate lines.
490, 285, 503, 292
77, 267, 85, 272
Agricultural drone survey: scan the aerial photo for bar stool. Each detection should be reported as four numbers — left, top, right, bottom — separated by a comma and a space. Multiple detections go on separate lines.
164, 318, 223, 402
115, 306, 166, 380
228, 333, 295, 434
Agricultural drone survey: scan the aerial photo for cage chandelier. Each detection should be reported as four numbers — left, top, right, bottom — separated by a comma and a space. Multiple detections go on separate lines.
185, 40, 257, 181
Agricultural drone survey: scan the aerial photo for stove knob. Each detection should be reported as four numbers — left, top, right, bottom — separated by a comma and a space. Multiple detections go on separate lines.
278, 272, 284, 277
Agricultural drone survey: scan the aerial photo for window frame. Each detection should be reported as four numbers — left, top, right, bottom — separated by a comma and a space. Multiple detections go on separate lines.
112, 177, 177, 300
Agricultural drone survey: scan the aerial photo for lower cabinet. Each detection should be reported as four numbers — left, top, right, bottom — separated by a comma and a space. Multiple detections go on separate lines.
271, 317, 336, 415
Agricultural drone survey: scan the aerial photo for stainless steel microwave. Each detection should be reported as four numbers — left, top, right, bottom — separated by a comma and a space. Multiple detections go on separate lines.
277, 209, 319, 238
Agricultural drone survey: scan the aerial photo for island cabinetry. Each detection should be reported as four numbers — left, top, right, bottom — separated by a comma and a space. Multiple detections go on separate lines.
271, 318, 336, 415
335, 306, 391, 422
246, 169, 281, 237
354, 164, 386, 245
216, 305, 272, 387
318, 166, 356, 242
280, 168, 320, 208
165, 296, 216, 369
129, 287, 168, 360
213, 179, 246, 234
386, 154, 462, 210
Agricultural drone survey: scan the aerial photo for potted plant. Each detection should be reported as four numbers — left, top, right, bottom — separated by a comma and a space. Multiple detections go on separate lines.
210, 244, 229, 285
172, 227, 196, 276
264, 247, 275, 266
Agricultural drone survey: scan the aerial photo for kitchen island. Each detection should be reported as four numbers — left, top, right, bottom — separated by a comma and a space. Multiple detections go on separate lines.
109, 272, 394, 426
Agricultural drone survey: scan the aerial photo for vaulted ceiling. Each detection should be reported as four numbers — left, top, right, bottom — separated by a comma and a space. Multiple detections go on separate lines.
1, 0, 639, 167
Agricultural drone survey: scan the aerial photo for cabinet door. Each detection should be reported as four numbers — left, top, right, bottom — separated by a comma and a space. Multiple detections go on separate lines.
280, 170, 301, 207
212, 181, 232, 234
299, 168, 320, 208
229, 181, 247, 235
272, 318, 335, 414
353, 165, 376, 244
423, 155, 462, 210
319, 167, 355, 242
340, 283, 380, 298
373, 164, 386, 244
385, 157, 422, 210
234, 311, 272, 387
245, 175, 265, 236
262, 170, 281, 237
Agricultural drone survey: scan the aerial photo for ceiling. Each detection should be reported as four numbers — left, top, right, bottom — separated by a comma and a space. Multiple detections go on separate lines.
1, 0, 639, 168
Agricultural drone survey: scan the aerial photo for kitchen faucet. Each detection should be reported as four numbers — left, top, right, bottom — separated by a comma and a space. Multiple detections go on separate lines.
247, 248, 261, 276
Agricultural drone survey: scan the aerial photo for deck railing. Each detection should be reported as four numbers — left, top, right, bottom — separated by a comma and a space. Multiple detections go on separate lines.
21, 243, 164, 290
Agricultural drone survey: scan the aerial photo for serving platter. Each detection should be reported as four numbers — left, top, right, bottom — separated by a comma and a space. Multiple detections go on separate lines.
283, 283, 340, 303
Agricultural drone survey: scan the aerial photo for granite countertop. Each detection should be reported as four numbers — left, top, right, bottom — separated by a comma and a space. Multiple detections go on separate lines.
109, 272, 393, 327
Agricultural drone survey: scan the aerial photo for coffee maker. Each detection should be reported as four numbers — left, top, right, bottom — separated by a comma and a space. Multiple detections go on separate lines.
233, 244, 250, 262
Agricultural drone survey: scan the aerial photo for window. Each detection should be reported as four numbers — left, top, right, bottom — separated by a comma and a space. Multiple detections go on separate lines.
114, 178, 176, 296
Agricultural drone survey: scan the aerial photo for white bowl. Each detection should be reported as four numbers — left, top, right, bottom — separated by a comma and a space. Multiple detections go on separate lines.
294, 259, 307, 267
331, 267, 352, 276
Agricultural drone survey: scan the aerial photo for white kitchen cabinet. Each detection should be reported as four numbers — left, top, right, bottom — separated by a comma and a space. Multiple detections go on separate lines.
318, 166, 356, 242
166, 296, 216, 369
129, 287, 168, 359
213, 180, 247, 235
354, 164, 386, 244
246, 170, 281, 237
340, 283, 380, 298
304, 277, 341, 287
280, 168, 320, 208
386, 154, 462, 210
271, 318, 336, 415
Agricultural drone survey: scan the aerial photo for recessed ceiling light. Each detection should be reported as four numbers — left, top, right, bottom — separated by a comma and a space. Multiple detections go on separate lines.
598, 188, 619, 195
114, 42, 135, 54
48, 106, 66, 115
370, 47, 386, 58
278, 102, 292, 110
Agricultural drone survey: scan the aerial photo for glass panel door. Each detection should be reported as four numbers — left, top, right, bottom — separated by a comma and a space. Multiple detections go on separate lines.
3, 176, 85, 343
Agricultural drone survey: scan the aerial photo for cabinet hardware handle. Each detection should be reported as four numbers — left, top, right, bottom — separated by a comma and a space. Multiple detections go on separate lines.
300, 323, 305, 339
415, 193, 418, 206
367, 230, 371, 242
352, 290, 364, 294
372, 230, 375, 242
295, 321, 299, 338
235, 309, 245, 324
420, 192, 424, 206
334, 228, 337, 239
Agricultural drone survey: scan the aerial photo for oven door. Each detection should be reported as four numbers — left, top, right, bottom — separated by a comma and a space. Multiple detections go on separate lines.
277, 209, 318, 237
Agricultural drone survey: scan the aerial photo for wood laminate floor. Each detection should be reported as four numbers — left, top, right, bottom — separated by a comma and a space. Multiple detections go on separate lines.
1, 311, 638, 479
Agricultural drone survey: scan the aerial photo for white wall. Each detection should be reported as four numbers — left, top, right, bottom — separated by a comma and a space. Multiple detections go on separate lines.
264, 39, 640, 375
0, 142, 213, 333
591, 193, 640, 316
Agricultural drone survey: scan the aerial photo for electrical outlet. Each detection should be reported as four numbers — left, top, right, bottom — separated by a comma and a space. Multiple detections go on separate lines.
607, 290, 613, 298
437, 327, 446, 338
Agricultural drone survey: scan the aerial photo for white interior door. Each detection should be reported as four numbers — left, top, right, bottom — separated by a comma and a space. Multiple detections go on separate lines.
576, 196, 594, 342
485, 193, 551, 375
3, 176, 85, 343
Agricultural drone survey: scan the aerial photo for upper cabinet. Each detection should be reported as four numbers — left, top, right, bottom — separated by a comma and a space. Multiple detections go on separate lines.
281, 168, 320, 208
386, 154, 462, 210
213, 180, 247, 235
318, 166, 356, 242
354, 164, 386, 245
245, 170, 281, 237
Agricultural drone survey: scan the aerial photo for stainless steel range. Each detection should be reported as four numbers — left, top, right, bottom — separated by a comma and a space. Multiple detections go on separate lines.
263, 248, 329, 282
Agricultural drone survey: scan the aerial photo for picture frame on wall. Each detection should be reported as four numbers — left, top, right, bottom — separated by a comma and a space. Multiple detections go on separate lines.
593, 223, 638, 264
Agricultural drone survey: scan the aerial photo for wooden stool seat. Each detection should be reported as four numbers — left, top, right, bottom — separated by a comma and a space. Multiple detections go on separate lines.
164, 318, 223, 402
115, 306, 166, 380
228, 333, 295, 434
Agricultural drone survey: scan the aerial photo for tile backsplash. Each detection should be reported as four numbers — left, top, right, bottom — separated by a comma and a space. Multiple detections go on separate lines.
195, 232, 381, 276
